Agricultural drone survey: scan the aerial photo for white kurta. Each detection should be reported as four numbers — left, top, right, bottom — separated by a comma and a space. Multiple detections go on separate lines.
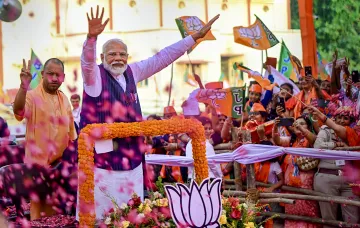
76, 163, 144, 220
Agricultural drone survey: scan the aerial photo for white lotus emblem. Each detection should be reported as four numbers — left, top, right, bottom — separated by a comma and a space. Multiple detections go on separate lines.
185, 16, 203, 32
238, 24, 262, 47
165, 178, 222, 228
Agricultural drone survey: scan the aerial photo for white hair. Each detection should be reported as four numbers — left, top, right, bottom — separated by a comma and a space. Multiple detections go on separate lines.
102, 39, 128, 54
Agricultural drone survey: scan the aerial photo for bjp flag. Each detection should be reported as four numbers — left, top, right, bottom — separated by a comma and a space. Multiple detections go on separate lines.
30, 49, 43, 90
233, 15, 279, 50
196, 87, 246, 118
233, 63, 277, 91
278, 40, 299, 82
175, 16, 216, 54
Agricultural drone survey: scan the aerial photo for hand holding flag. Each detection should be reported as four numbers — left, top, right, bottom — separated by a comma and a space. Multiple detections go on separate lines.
191, 14, 220, 41
176, 14, 219, 53
233, 63, 277, 91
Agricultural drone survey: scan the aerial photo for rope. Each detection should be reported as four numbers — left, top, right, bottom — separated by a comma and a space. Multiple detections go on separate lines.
246, 188, 259, 202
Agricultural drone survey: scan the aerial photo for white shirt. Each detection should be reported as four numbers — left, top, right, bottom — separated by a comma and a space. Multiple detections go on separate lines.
81, 36, 196, 97
72, 107, 81, 127
263, 162, 282, 184
186, 139, 223, 179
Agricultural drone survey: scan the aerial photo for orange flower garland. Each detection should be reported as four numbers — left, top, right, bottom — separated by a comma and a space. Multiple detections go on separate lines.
77, 118, 208, 227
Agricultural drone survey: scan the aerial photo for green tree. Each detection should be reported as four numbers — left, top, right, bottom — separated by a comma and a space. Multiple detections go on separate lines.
290, 0, 360, 70
290, 0, 300, 29
314, 0, 360, 70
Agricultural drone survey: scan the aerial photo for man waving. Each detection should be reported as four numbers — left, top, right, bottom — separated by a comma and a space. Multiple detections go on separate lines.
77, 5, 219, 219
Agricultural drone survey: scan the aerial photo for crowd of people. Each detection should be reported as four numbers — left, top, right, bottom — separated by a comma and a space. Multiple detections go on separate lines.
143, 52, 360, 227
0, 4, 358, 228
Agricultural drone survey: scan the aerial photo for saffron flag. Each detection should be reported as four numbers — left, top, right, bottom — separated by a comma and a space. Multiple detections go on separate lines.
30, 49, 43, 90
196, 87, 246, 118
233, 15, 279, 50
183, 66, 197, 87
233, 63, 277, 91
175, 16, 216, 54
278, 41, 299, 82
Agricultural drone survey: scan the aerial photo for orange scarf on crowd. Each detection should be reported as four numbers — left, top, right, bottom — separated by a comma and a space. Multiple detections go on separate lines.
255, 162, 274, 228
255, 162, 271, 183
281, 137, 310, 188
160, 149, 184, 183
345, 126, 360, 167
344, 126, 360, 196
286, 88, 330, 119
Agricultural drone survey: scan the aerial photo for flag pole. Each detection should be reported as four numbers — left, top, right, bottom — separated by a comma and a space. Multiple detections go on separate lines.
167, 63, 174, 106
187, 53, 205, 89
187, 53, 196, 76
261, 50, 264, 75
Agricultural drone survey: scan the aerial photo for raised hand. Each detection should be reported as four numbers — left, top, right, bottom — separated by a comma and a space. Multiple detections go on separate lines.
20, 59, 32, 90
87, 5, 109, 38
191, 14, 220, 41
332, 49, 338, 64
341, 57, 350, 74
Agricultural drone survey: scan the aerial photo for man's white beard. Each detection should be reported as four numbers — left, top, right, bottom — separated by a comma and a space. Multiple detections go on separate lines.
103, 61, 127, 76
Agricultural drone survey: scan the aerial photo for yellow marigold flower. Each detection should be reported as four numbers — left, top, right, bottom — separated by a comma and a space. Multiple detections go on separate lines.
245, 222, 255, 228
78, 118, 208, 227
144, 205, 152, 214
219, 214, 227, 225
121, 220, 130, 228
138, 203, 144, 212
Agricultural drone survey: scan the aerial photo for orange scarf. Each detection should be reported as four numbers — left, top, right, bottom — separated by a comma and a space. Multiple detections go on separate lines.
286, 88, 330, 119
255, 162, 271, 183
345, 126, 360, 167
160, 149, 184, 183
282, 137, 310, 187
293, 88, 318, 119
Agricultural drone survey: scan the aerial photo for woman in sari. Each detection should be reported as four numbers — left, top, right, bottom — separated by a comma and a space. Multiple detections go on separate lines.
272, 115, 321, 228
286, 74, 330, 119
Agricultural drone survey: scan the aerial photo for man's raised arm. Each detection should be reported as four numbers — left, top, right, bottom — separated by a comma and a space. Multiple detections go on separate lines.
81, 6, 109, 86
132, 14, 220, 83
13, 59, 32, 120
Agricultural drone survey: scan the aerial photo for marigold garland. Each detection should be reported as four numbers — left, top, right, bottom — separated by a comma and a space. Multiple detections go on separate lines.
77, 118, 208, 227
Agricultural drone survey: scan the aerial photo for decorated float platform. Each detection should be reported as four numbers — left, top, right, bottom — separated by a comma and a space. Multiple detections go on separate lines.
1, 118, 360, 227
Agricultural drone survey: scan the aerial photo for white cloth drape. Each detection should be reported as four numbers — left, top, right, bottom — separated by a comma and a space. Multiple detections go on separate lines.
145, 144, 360, 166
